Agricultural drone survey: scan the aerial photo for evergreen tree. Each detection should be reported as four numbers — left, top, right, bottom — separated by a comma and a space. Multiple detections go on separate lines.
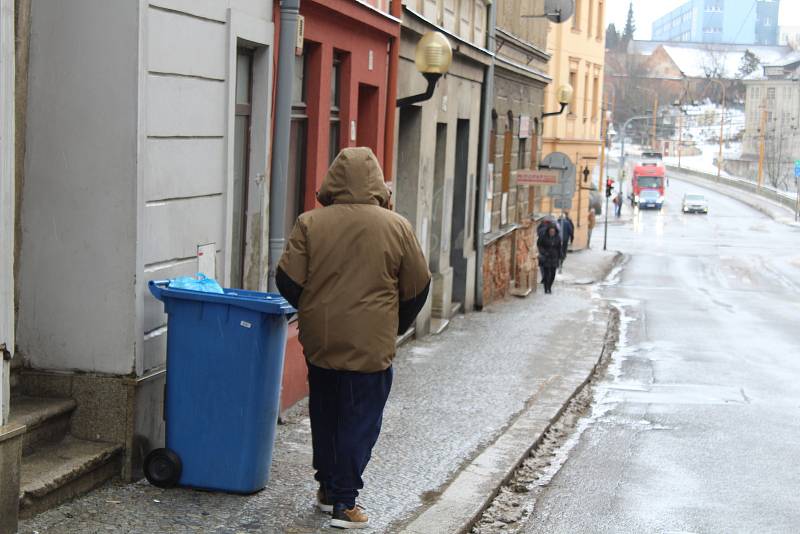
622, 2, 636, 46
606, 23, 621, 50
737, 49, 761, 79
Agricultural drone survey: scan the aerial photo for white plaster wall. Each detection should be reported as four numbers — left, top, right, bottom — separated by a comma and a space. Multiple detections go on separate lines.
140, 1, 273, 375
18, 0, 140, 375
0, 0, 15, 422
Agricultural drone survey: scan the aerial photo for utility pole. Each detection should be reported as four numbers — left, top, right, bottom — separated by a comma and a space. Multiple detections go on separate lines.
706, 78, 726, 182
757, 108, 767, 190
599, 109, 607, 193
651, 94, 658, 148
678, 111, 683, 169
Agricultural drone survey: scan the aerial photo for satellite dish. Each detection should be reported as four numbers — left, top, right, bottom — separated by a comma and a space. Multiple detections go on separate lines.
544, 0, 574, 24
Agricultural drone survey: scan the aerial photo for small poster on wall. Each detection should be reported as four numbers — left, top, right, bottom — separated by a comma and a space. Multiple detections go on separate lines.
519, 115, 530, 139
500, 192, 509, 226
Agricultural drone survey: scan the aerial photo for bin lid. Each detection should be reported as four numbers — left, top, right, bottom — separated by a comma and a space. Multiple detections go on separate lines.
149, 280, 295, 315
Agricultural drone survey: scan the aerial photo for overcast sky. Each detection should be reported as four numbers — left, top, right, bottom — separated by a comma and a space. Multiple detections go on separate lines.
606, 0, 800, 40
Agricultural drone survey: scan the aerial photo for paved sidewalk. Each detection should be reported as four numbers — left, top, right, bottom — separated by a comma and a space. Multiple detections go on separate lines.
19, 251, 620, 534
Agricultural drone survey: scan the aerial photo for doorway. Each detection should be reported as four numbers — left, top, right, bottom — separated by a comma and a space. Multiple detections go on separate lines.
230, 47, 253, 288
450, 119, 471, 308
357, 83, 379, 154
430, 123, 448, 273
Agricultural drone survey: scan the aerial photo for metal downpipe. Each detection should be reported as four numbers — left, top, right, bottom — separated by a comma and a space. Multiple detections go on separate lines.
268, 0, 300, 292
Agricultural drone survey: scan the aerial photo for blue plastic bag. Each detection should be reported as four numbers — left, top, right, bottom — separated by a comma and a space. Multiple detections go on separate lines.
169, 273, 224, 294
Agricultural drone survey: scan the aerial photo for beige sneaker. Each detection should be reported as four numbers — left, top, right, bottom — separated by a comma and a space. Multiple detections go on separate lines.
330, 504, 369, 529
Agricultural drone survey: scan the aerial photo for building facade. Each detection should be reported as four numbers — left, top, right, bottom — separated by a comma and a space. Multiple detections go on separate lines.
393, 0, 490, 334
481, 0, 551, 304
741, 54, 800, 187
6, 0, 276, 521
0, 0, 17, 528
652, 0, 780, 45
278, 0, 401, 410
542, 0, 605, 250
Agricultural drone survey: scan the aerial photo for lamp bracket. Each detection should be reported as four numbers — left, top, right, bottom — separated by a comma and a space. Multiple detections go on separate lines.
397, 72, 442, 108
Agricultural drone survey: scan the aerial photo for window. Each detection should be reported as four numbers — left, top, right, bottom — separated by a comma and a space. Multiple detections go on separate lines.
596, 1, 604, 38
518, 137, 527, 170
231, 48, 253, 288
583, 72, 590, 120
587, 0, 594, 38
329, 53, 342, 164
768, 87, 776, 100
592, 76, 600, 119
573, 0, 581, 29
287, 50, 308, 229
569, 70, 578, 114
502, 111, 513, 193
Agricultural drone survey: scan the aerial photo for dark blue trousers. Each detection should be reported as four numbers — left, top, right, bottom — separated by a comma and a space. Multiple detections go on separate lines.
307, 363, 393, 508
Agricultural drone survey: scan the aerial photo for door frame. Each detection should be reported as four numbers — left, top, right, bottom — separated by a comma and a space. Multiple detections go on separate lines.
1, 0, 16, 424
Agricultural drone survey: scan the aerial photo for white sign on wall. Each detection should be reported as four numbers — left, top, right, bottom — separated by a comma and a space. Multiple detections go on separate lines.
519, 115, 530, 139
197, 243, 216, 279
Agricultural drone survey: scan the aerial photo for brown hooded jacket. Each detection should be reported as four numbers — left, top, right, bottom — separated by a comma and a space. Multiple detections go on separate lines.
278, 147, 431, 372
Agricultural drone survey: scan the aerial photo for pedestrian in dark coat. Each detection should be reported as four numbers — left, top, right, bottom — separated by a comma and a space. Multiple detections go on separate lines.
559, 212, 574, 266
537, 225, 561, 294
276, 147, 431, 529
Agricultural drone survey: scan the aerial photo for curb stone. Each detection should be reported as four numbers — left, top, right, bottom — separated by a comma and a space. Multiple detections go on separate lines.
397, 264, 624, 534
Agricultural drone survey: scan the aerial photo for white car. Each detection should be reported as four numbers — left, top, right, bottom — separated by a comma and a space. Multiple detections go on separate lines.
682, 194, 709, 214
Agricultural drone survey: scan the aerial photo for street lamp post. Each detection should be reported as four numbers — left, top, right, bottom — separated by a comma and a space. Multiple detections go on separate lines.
640, 87, 659, 149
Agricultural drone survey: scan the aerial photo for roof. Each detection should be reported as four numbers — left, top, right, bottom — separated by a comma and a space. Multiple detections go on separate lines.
629, 40, 791, 80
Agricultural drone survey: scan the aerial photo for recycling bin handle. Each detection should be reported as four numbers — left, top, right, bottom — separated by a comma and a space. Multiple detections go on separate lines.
149, 280, 170, 302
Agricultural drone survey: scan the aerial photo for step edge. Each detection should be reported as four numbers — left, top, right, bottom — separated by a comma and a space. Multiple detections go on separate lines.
20, 440, 123, 500
8, 397, 78, 431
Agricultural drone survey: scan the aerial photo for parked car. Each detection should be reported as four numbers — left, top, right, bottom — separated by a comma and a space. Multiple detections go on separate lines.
639, 189, 663, 210
682, 194, 709, 214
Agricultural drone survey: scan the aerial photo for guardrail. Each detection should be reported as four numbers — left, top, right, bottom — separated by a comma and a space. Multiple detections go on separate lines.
665, 164, 799, 214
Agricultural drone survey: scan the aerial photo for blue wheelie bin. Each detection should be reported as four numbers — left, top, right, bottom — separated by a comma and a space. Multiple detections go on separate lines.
145, 280, 295, 493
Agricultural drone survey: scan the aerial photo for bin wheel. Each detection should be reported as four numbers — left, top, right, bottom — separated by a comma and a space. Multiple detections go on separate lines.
144, 448, 182, 488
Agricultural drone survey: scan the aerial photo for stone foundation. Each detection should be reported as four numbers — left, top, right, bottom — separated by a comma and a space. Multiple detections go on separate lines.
0, 422, 24, 533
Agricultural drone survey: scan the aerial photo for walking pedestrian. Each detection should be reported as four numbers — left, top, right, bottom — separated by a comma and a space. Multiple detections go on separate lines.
587, 208, 596, 249
276, 147, 431, 529
614, 192, 623, 218
558, 212, 574, 270
538, 225, 561, 294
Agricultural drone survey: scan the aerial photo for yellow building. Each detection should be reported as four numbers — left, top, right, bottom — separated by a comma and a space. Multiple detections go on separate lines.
542, 0, 606, 249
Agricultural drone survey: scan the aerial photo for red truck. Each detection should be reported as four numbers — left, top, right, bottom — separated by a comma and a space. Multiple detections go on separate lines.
629, 153, 666, 209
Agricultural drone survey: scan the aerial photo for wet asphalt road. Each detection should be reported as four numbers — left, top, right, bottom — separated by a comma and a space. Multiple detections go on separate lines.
522, 174, 800, 533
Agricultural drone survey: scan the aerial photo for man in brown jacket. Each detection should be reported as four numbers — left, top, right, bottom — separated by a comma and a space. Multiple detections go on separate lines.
276, 147, 431, 529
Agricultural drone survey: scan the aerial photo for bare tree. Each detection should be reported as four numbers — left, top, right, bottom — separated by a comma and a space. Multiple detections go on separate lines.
763, 119, 798, 191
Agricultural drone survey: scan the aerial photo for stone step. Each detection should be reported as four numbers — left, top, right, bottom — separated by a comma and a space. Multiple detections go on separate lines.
8, 396, 77, 456
19, 435, 122, 519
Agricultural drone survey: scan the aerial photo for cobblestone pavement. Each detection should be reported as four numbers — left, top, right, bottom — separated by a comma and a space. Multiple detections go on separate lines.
19, 251, 618, 534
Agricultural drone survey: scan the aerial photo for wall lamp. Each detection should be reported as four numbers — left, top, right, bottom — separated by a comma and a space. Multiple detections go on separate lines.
541, 84, 574, 119
397, 31, 453, 107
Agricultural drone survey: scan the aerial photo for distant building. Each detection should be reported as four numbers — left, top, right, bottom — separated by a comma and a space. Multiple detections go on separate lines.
652, 0, 780, 45
742, 51, 800, 162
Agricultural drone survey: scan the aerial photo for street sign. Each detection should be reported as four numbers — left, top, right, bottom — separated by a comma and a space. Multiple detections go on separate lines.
541, 152, 576, 210
516, 169, 559, 185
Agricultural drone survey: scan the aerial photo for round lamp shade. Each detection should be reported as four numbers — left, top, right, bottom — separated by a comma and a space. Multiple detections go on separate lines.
415, 31, 453, 75
556, 84, 574, 105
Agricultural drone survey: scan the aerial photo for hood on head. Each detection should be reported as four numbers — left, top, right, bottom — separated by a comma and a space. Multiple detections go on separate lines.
316, 147, 390, 208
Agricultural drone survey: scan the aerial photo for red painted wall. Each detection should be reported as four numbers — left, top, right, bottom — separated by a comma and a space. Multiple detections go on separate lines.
277, 0, 399, 412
